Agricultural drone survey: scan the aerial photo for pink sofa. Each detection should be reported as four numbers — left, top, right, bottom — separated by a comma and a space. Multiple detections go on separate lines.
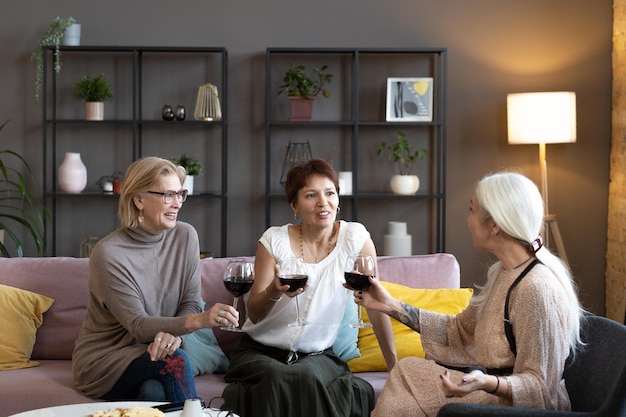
0, 254, 459, 416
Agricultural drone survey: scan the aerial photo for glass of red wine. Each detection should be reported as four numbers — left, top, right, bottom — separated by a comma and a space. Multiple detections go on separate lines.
344, 254, 375, 328
221, 260, 255, 332
278, 257, 309, 327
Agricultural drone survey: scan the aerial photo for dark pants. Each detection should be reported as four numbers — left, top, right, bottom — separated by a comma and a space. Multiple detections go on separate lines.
102, 349, 197, 402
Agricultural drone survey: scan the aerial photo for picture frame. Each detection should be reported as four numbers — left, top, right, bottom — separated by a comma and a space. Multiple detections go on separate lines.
386, 77, 434, 122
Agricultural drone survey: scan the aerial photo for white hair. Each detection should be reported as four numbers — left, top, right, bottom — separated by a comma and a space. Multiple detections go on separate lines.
470, 172, 584, 355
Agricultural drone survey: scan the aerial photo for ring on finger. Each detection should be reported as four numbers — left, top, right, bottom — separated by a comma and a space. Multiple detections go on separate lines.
155, 337, 162, 342
165, 341, 173, 349
218, 309, 225, 317
217, 316, 222, 324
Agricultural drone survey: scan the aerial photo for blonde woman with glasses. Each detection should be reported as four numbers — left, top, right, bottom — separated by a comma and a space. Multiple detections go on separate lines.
72, 157, 238, 403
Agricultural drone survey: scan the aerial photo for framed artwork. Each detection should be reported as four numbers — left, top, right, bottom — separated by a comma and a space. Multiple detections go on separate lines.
386, 77, 433, 122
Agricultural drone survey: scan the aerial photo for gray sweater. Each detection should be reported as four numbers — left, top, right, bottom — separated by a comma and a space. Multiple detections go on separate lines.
72, 222, 202, 398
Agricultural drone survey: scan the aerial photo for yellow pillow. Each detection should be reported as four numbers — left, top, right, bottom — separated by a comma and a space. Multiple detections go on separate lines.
0, 284, 54, 370
348, 282, 473, 372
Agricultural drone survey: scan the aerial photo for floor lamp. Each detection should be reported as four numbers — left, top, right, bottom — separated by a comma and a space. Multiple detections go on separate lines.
506, 91, 576, 264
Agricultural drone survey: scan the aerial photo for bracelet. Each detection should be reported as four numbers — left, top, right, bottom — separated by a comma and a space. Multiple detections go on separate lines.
487, 376, 500, 394
504, 376, 512, 397
265, 287, 282, 302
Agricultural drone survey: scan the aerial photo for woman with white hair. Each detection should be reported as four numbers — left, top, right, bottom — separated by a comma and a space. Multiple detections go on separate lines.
356, 171, 585, 416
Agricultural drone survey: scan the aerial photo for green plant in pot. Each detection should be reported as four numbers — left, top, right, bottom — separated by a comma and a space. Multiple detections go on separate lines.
278, 64, 333, 121
0, 121, 48, 256
376, 130, 428, 195
32, 16, 77, 101
72, 74, 113, 121
169, 153, 203, 195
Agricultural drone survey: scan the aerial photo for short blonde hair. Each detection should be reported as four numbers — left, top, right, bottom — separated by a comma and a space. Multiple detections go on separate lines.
118, 157, 186, 228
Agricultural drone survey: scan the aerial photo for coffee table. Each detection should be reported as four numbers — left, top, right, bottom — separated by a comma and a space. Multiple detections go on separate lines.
8, 401, 239, 417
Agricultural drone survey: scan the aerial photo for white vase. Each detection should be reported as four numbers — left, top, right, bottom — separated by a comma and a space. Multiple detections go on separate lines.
183, 175, 195, 195
390, 174, 420, 195
61, 23, 81, 46
58, 152, 87, 194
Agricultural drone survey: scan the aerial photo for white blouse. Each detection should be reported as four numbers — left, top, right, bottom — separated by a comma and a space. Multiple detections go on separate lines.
242, 220, 369, 353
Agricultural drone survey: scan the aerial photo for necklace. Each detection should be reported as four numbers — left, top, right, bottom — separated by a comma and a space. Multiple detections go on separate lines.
512, 256, 533, 270
299, 223, 336, 263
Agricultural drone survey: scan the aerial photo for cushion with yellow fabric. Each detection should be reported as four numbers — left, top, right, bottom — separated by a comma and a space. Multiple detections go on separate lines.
347, 282, 473, 372
0, 284, 54, 370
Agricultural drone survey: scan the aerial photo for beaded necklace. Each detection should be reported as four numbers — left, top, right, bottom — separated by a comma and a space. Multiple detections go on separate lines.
299, 222, 337, 263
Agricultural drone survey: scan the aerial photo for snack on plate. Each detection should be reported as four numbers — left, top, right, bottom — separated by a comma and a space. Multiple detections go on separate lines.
90, 407, 165, 417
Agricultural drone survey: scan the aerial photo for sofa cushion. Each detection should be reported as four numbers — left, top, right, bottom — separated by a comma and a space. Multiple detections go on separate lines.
0, 257, 90, 360
185, 328, 229, 376
332, 301, 360, 361
0, 284, 54, 370
348, 283, 473, 372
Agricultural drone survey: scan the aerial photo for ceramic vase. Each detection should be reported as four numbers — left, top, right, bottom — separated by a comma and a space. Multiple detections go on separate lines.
58, 152, 87, 194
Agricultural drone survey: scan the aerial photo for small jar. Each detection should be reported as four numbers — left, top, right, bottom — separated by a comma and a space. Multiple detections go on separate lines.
162, 104, 175, 121
175, 104, 186, 121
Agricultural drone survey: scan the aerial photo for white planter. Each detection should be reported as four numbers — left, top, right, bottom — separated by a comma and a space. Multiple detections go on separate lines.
61, 23, 81, 46
390, 174, 420, 195
58, 152, 87, 194
85, 102, 104, 121
183, 175, 195, 195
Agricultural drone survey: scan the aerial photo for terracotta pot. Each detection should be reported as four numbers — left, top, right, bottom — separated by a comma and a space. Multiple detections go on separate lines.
288, 96, 314, 121
112, 180, 124, 195
390, 175, 420, 195
85, 102, 104, 121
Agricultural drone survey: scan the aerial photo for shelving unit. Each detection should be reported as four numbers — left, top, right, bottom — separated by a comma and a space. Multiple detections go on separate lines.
265, 47, 447, 253
42, 46, 228, 256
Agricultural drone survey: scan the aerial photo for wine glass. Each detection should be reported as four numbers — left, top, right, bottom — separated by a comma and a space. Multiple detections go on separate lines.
278, 257, 309, 327
221, 260, 255, 332
344, 254, 375, 328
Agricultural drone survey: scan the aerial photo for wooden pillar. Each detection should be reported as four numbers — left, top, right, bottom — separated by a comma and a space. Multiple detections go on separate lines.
607, 0, 626, 323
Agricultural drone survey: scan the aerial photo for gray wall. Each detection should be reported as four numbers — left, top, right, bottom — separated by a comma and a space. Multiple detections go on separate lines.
1, 0, 612, 315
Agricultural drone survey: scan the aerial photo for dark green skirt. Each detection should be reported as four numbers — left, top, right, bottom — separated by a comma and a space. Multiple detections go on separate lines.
223, 334, 375, 417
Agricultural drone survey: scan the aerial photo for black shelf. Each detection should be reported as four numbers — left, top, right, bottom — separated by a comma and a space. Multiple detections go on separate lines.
42, 45, 228, 256
265, 47, 447, 253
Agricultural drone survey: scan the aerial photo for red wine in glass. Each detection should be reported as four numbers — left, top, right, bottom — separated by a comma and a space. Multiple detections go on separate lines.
278, 258, 309, 327
278, 274, 308, 292
344, 272, 373, 291
224, 279, 254, 297
221, 261, 254, 332
344, 254, 375, 328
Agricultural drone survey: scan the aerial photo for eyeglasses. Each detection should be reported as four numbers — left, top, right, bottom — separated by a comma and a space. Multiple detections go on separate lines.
146, 189, 189, 204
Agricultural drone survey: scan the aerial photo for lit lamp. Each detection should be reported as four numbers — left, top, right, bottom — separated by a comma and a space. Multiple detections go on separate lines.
506, 91, 576, 264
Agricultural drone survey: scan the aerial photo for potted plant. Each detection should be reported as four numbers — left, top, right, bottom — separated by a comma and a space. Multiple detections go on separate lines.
32, 16, 77, 101
72, 74, 113, 120
278, 64, 333, 121
169, 153, 203, 195
376, 131, 428, 195
0, 121, 48, 256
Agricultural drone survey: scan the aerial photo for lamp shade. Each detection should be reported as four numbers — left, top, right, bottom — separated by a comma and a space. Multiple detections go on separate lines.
507, 92, 576, 144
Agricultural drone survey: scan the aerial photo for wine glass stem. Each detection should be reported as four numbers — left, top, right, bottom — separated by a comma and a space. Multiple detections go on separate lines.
295, 296, 301, 322
231, 297, 238, 329
358, 305, 364, 324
